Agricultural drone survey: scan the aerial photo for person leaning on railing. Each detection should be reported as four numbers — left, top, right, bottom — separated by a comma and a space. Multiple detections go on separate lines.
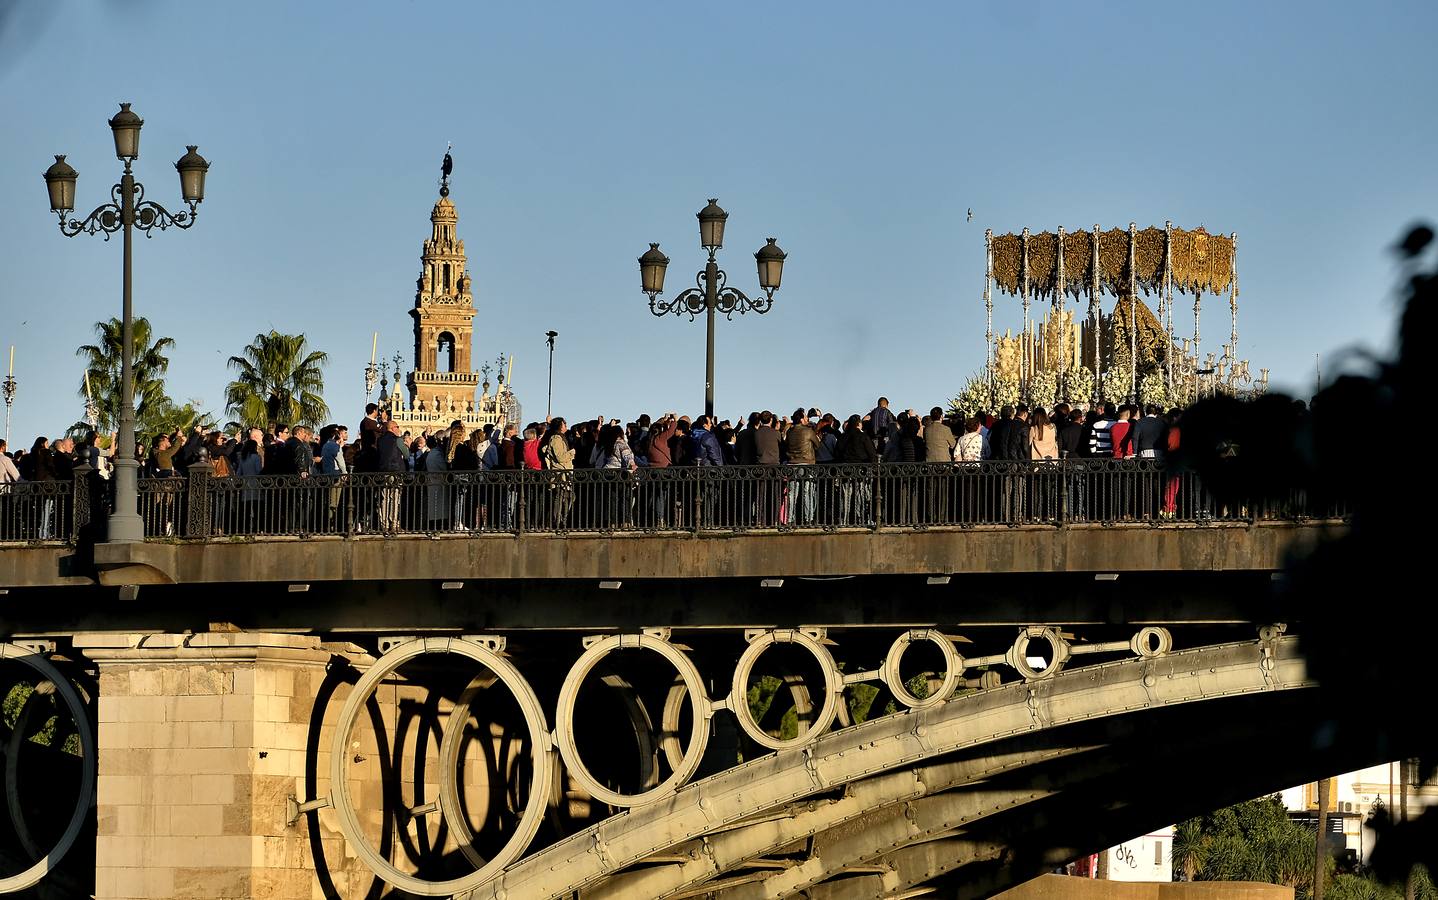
541, 418, 575, 526
375, 420, 406, 532
835, 414, 876, 526
321, 425, 348, 531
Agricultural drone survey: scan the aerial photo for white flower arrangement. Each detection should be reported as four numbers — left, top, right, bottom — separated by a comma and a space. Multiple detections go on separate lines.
1102, 366, 1133, 403
1027, 370, 1058, 409
1061, 366, 1095, 406
1138, 371, 1170, 409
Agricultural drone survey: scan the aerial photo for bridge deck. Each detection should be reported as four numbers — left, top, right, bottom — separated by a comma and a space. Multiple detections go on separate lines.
2, 520, 1336, 586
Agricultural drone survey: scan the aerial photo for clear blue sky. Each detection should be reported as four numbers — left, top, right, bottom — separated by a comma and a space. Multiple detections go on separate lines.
1, 1, 1434, 443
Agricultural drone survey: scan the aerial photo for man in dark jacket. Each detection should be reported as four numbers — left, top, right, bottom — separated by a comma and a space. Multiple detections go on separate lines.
376, 421, 406, 531
288, 426, 319, 477
1131, 404, 1167, 462
988, 407, 1014, 461
735, 413, 759, 465
1057, 409, 1086, 458
866, 397, 896, 453
1004, 405, 1032, 462
1000, 405, 1030, 522
1059, 408, 1088, 521
689, 416, 725, 467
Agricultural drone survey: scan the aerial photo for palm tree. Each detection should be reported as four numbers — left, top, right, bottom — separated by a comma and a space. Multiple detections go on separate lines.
75, 317, 176, 435
224, 331, 329, 429
140, 397, 218, 440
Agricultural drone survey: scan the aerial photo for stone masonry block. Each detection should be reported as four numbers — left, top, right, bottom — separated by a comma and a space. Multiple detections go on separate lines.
271, 722, 309, 752
98, 774, 144, 806
168, 804, 224, 836
189, 721, 235, 748
126, 669, 164, 696
171, 694, 224, 721
187, 666, 233, 696
172, 866, 250, 899
191, 773, 239, 805
109, 864, 147, 899
95, 835, 148, 867
98, 721, 135, 750
153, 774, 193, 805
221, 694, 254, 721
114, 804, 155, 836
231, 666, 255, 696
100, 748, 152, 776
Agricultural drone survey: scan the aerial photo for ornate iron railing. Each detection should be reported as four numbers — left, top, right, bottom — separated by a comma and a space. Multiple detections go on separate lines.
0, 479, 77, 543
84, 460, 1348, 541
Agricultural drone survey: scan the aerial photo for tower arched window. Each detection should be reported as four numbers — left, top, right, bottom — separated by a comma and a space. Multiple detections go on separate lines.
443, 263, 451, 294
437, 332, 456, 373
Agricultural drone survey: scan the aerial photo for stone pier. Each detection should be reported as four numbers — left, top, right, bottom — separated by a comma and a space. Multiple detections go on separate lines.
75, 632, 374, 900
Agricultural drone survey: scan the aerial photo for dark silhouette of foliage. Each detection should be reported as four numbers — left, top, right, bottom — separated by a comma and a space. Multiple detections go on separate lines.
1175, 224, 1438, 892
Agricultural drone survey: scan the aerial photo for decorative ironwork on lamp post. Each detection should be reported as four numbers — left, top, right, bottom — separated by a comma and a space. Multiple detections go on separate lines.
640, 199, 786, 419
364, 332, 380, 399
391, 351, 405, 410
545, 330, 558, 420
44, 103, 209, 544
2, 351, 15, 445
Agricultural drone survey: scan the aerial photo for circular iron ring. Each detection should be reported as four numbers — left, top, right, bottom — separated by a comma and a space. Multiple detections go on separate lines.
554, 634, 710, 808
327, 637, 552, 897
882, 630, 962, 710
729, 630, 843, 751
0, 645, 96, 895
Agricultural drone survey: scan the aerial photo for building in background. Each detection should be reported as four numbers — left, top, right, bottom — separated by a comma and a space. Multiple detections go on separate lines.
383, 161, 519, 435
1281, 764, 1435, 865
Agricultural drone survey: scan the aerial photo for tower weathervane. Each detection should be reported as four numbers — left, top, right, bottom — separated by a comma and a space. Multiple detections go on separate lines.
440, 143, 453, 197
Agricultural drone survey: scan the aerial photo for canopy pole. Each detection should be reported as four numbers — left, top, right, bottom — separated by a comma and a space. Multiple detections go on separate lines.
1128, 222, 1138, 404
1091, 224, 1102, 402
1021, 227, 1031, 403
1165, 221, 1175, 394
984, 228, 994, 405
1056, 226, 1066, 395
1230, 231, 1239, 361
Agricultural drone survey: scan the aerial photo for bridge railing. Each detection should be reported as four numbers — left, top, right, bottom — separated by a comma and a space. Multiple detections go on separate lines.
0, 478, 78, 543
103, 460, 1346, 541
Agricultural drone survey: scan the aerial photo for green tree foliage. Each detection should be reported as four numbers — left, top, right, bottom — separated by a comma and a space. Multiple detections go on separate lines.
1174, 796, 1436, 900
1173, 795, 1316, 894
75, 316, 175, 435
141, 397, 218, 439
224, 330, 329, 430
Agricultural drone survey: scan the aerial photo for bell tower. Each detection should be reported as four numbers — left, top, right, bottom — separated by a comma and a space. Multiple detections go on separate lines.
406, 150, 480, 408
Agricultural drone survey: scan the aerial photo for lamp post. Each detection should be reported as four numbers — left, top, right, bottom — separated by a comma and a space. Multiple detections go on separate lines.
364, 332, 380, 399
641, 199, 785, 419
44, 103, 209, 544
3, 347, 15, 445
545, 330, 558, 420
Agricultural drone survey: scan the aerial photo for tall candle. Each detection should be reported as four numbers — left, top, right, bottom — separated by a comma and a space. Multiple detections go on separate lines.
370, 332, 378, 364
84, 370, 92, 399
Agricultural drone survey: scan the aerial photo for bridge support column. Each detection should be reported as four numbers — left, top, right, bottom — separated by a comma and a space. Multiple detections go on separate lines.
74, 632, 362, 900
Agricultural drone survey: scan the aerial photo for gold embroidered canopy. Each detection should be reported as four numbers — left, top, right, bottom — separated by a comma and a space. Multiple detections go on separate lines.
989, 226, 1234, 299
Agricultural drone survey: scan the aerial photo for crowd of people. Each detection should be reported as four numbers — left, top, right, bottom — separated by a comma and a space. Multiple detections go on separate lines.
1, 397, 1188, 537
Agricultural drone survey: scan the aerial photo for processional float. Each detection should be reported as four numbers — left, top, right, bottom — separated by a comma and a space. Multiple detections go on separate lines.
982, 222, 1263, 406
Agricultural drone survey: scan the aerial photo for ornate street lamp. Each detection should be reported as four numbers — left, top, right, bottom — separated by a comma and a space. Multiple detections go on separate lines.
45, 103, 209, 543
545, 330, 558, 420
641, 199, 786, 418
2, 348, 15, 445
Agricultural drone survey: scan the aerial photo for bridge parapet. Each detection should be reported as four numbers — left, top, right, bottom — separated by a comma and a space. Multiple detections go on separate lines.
0, 461, 1344, 546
